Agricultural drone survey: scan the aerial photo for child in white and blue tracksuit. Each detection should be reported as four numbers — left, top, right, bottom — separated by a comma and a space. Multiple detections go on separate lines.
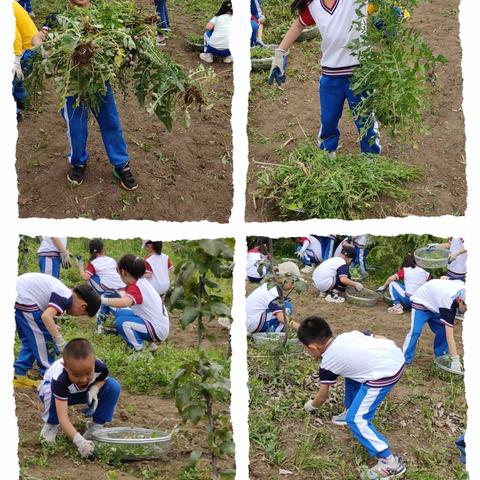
352, 235, 368, 276
37, 237, 69, 278
270, 0, 386, 154
38, 339, 121, 456
100, 255, 169, 351
14, 273, 100, 378
299, 316, 406, 479
250, 0, 264, 46
296, 235, 323, 267
202, 1, 233, 60
403, 279, 466, 371
77, 238, 125, 333
39, 1, 137, 190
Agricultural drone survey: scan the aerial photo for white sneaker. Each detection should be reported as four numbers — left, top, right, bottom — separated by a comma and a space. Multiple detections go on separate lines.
366, 455, 406, 479
331, 409, 347, 425
223, 55, 233, 63
300, 265, 314, 274
148, 342, 159, 352
84, 421, 104, 440
387, 304, 404, 315
200, 53, 214, 63
40, 423, 58, 443
318, 291, 327, 298
325, 293, 345, 304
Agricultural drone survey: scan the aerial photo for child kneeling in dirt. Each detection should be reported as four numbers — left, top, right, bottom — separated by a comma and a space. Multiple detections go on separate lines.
312, 245, 363, 303
101, 255, 169, 352
299, 316, 407, 479
200, 1, 233, 64
245, 263, 299, 334
14, 273, 100, 388
376, 253, 430, 315
38, 338, 121, 458
295, 235, 323, 272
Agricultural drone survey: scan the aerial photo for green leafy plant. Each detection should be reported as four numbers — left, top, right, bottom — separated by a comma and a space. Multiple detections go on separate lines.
250, 46, 274, 60
256, 141, 423, 220
26, 0, 212, 130
349, 0, 448, 138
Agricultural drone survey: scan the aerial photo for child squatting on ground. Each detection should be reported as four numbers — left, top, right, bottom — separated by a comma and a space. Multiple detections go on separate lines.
77, 238, 126, 334
312, 245, 363, 304
14, 273, 100, 389
34, 0, 138, 191
143, 240, 175, 297
39, 338, 121, 459
299, 316, 407, 479
246, 237, 270, 283
200, 1, 233, 64
100, 255, 170, 352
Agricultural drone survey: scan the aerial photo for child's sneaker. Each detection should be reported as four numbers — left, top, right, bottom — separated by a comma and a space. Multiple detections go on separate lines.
223, 55, 233, 64
114, 162, 138, 191
13, 375, 41, 389
84, 421, 104, 440
387, 304, 404, 315
200, 53, 214, 63
325, 293, 345, 304
156, 34, 167, 46
331, 409, 348, 425
40, 423, 59, 443
366, 456, 406, 479
67, 164, 86, 186
148, 342, 159, 352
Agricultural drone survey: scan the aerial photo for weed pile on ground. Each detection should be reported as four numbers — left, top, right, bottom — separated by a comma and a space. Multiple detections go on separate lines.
256, 142, 423, 220
251, 46, 274, 60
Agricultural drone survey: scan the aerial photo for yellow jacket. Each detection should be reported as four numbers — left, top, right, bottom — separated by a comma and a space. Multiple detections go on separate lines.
13, 1, 38, 56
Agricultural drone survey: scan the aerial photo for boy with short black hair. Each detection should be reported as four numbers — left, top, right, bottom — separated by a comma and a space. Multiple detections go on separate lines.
299, 316, 406, 479
38, 338, 121, 458
14, 273, 100, 388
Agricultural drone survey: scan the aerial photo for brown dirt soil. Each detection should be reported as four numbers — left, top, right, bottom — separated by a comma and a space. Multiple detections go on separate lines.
246, 0, 466, 221
16, 3, 233, 222
247, 276, 466, 479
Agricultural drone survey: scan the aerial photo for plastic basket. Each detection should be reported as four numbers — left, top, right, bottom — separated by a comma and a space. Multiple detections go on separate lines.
185, 38, 204, 52
345, 287, 380, 307
414, 247, 449, 270
434, 355, 464, 376
383, 290, 394, 306
93, 427, 172, 461
251, 45, 289, 72
296, 26, 319, 42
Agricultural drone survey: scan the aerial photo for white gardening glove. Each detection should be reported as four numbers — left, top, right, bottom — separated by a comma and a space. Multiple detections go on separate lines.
354, 282, 364, 292
296, 250, 306, 259
72, 432, 95, 459
450, 355, 463, 372
304, 399, 318, 413
60, 251, 72, 268
13, 55, 23, 80
84, 385, 100, 417
375, 285, 386, 292
268, 48, 287, 86
53, 335, 66, 352
448, 252, 459, 264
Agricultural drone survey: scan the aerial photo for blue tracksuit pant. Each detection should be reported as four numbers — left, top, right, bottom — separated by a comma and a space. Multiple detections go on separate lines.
91, 284, 122, 327
353, 246, 368, 274
295, 244, 319, 267
318, 75, 381, 154
320, 237, 335, 260
115, 309, 154, 350
61, 83, 129, 168
403, 308, 448, 364
38, 255, 61, 278
456, 433, 466, 464
344, 378, 396, 458
154, 0, 170, 31
255, 299, 292, 333
18, 0, 32, 13
40, 377, 121, 425
204, 30, 231, 57
388, 281, 412, 308
14, 309, 57, 376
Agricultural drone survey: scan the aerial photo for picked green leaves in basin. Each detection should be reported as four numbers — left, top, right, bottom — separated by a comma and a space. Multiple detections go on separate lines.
414, 247, 449, 270
345, 287, 380, 307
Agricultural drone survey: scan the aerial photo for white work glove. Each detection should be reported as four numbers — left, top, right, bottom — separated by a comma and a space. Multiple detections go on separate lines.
13, 55, 23, 80
304, 399, 318, 413
354, 282, 364, 292
73, 432, 95, 459
375, 285, 387, 292
450, 355, 463, 372
53, 335, 66, 352
296, 250, 306, 259
268, 48, 287, 86
85, 385, 100, 416
60, 251, 72, 268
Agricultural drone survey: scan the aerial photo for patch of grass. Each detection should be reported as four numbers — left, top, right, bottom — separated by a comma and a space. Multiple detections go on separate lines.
255, 141, 423, 220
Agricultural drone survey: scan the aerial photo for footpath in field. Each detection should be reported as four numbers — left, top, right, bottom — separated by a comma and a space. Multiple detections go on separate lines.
16, 0, 233, 221
15, 237, 234, 480
247, 0, 465, 221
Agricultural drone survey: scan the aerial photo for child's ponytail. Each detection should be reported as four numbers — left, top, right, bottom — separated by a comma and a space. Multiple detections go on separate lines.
88, 238, 104, 262
145, 240, 163, 255
118, 254, 146, 279
401, 253, 416, 269
291, 0, 311, 14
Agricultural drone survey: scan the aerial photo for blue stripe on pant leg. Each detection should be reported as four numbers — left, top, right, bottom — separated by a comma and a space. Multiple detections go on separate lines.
346, 79, 381, 154
389, 281, 406, 306
115, 309, 153, 350
403, 309, 431, 364
262, 311, 283, 332
94, 83, 129, 168
346, 383, 393, 458
250, 20, 259, 46
15, 309, 55, 376
318, 76, 347, 152
14, 310, 36, 375
344, 378, 362, 409
92, 377, 121, 424
427, 318, 448, 358
61, 97, 90, 166
320, 238, 335, 260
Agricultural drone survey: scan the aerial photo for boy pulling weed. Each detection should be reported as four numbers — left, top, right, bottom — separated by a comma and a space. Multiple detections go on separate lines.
14, 273, 100, 388
299, 316, 407, 479
38, 338, 121, 459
